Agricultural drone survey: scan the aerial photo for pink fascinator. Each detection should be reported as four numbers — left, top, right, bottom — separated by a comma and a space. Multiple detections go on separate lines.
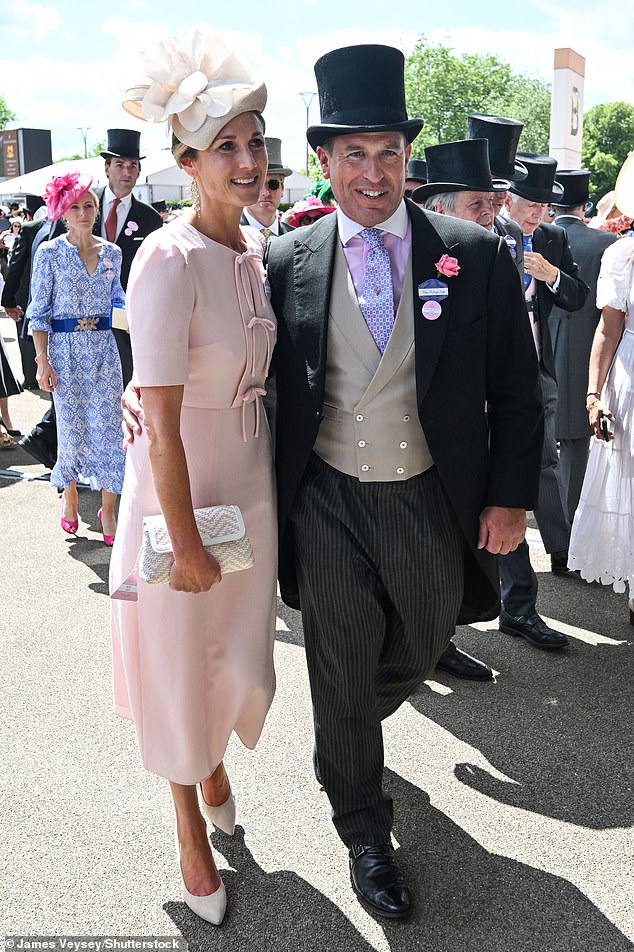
43, 171, 93, 221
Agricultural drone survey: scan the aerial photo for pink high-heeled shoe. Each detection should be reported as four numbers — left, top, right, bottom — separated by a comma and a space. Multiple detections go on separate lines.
60, 493, 78, 535
97, 507, 115, 546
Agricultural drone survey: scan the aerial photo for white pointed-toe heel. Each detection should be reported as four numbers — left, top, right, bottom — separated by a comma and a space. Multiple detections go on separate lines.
199, 786, 237, 836
174, 827, 227, 926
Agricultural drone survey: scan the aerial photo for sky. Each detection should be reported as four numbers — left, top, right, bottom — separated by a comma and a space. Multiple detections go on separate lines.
1, 0, 633, 172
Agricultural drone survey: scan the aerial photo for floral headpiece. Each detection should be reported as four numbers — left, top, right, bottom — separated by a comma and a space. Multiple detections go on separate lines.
284, 195, 336, 228
42, 171, 93, 222
122, 28, 267, 151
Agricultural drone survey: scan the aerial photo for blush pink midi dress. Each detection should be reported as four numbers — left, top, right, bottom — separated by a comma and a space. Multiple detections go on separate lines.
110, 218, 277, 784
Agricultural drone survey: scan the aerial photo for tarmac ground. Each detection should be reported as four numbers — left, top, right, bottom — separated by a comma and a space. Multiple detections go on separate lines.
1, 313, 633, 951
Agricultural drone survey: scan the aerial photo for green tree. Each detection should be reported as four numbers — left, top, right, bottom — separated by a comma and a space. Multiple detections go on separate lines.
404, 38, 551, 157
56, 138, 108, 163
581, 102, 634, 199
0, 94, 16, 129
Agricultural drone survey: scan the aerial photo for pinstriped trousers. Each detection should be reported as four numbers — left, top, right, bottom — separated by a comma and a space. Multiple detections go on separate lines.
289, 454, 465, 846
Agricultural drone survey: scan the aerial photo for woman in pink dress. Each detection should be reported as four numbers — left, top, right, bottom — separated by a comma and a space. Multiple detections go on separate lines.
110, 30, 276, 925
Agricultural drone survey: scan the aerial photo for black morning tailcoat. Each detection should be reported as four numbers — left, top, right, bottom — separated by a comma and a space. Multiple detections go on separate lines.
267, 202, 544, 623
94, 190, 162, 290
531, 221, 589, 378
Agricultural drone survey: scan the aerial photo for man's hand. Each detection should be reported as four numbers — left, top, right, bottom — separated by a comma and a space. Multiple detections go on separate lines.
121, 383, 144, 449
477, 506, 526, 555
523, 251, 558, 287
4, 306, 23, 322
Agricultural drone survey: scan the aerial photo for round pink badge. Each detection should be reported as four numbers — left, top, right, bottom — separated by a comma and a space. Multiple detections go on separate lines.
422, 300, 442, 320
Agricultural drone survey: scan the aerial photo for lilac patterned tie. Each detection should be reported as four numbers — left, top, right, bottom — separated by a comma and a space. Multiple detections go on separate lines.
359, 228, 395, 354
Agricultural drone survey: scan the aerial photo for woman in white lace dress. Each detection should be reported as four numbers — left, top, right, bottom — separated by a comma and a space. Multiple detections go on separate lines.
568, 194, 634, 623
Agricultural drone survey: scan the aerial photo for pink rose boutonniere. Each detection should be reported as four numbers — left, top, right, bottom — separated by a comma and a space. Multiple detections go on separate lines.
124, 221, 139, 237
435, 254, 460, 279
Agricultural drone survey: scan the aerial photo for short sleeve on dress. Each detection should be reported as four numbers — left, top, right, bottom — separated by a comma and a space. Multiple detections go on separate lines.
25, 242, 55, 332
596, 238, 634, 312
127, 233, 193, 387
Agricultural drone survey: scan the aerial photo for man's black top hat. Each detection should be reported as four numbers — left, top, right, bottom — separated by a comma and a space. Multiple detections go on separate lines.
406, 159, 427, 184
152, 200, 167, 213
23, 193, 46, 217
467, 113, 528, 182
306, 45, 424, 151
552, 169, 591, 207
101, 129, 145, 160
413, 139, 510, 201
509, 153, 564, 203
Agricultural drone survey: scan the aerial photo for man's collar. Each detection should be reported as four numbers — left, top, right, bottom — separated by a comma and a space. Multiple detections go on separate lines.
337, 201, 409, 245
554, 214, 583, 225
104, 186, 132, 210
243, 207, 279, 234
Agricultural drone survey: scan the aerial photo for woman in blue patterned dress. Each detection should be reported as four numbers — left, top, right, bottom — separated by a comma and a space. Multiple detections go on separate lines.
26, 172, 126, 543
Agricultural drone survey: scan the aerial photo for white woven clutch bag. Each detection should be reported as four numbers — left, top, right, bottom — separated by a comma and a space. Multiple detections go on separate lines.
138, 505, 255, 585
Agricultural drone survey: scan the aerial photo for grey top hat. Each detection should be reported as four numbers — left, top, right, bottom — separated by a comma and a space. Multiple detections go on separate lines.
413, 139, 510, 201
101, 129, 145, 160
265, 138, 292, 177
467, 114, 528, 182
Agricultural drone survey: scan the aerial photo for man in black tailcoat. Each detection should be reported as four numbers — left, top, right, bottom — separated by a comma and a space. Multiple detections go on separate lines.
500, 154, 589, 647
549, 169, 617, 520
467, 113, 527, 277
266, 45, 543, 919
94, 129, 162, 386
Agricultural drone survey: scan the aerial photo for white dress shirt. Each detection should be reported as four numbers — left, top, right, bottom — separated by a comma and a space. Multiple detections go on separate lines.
101, 187, 132, 241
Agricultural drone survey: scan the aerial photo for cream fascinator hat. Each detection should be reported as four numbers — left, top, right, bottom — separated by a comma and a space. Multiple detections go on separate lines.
122, 29, 267, 150
615, 152, 634, 220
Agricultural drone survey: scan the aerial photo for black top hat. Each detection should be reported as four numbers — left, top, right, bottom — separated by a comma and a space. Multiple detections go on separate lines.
552, 169, 591, 207
306, 45, 424, 151
467, 113, 527, 182
265, 137, 292, 177
151, 200, 167, 213
509, 153, 563, 203
406, 159, 427, 184
101, 129, 145, 160
413, 139, 510, 201
23, 193, 46, 217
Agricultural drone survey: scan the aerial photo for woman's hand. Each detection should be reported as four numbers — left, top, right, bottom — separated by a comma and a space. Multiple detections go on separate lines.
169, 547, 222, 593
121, 383, 144, 448
588, 400, 614, 441
36, 357, 56, 392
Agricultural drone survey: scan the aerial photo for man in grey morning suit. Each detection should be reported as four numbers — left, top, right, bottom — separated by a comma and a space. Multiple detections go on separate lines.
548, 170, 617, 521
267, 45, 543, 918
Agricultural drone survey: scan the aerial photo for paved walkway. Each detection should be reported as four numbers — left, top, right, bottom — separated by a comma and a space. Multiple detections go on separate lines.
1, 314, 633, 951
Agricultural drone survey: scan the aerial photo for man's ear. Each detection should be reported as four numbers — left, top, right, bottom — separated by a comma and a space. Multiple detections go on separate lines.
315, 146, 330, 180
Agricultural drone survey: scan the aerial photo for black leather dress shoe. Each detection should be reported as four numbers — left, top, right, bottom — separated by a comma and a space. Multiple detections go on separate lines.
18, 434, 56, 470
550, 550, 570, 575
499, 610, 569, 649
349, 844, 411, 919
435, 640, 493, 680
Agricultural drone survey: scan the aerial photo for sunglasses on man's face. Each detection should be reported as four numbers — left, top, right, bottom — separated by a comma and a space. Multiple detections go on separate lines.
266, 179, 282, 191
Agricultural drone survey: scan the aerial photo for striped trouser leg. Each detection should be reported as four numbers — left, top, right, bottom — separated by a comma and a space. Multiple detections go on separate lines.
289, 456, 464, 846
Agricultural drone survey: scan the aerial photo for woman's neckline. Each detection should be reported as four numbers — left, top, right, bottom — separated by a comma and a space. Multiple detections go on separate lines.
180, 218, 250, 255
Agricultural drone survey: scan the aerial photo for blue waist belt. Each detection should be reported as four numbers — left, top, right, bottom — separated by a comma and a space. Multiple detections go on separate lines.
51, 315, 112, 332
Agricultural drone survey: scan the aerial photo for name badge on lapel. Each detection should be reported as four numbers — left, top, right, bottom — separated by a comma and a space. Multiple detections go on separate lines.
504, 235, 517, 259
418, 278, 448, 321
